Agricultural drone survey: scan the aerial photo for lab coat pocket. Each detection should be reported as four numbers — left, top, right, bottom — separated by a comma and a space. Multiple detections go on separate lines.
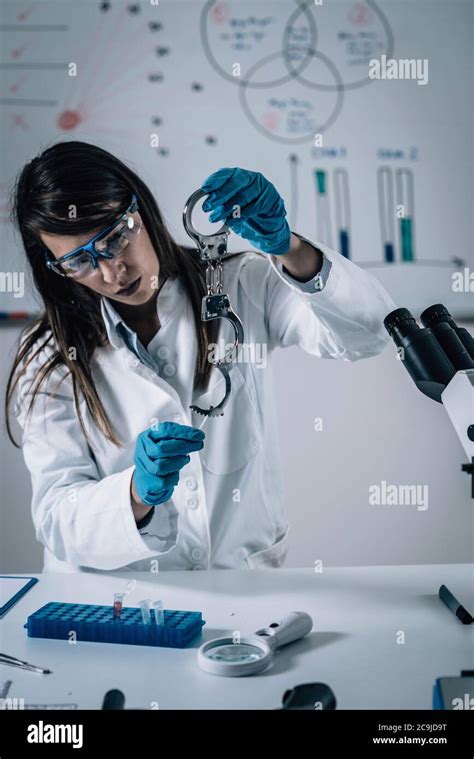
193, 366, 261, 475
245, 525, 290, 569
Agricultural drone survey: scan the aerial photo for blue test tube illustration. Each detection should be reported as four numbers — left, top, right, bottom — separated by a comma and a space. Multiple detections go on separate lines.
314, 169, 333, 248
396, 168, 415, 262
377, 166, 396, 263
333, 168, 351, 259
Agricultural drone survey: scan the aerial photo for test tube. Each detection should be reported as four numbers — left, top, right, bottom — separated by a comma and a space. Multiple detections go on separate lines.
113, 593, 125, 620
289, 153, 299, 230
396, 168, 415, 262
314, 169, 333, 248
139, 599, 152, 625
333, 168, 351, 259
153, 600, 165, 626
377, 166, 396, 263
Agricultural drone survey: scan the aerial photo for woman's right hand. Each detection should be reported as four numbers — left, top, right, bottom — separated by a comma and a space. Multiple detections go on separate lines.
132, 422, 205, 506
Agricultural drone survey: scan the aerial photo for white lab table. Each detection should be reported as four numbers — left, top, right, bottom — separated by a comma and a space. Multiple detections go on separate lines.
0, 564, 472, 710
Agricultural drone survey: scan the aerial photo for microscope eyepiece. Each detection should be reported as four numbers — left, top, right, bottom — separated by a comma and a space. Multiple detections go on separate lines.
384, 307, 456, 402
384, 308, 418, 342
419, 303, 449, 327
421, 304, 474, 363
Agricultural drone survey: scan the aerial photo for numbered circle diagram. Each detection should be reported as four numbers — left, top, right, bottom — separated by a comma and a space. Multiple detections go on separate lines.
284, 0, 394, 91
200, 0, 316, 88
238, 50, 344, 145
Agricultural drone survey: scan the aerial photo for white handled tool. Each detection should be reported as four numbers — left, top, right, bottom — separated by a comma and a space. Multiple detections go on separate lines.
197, 611, 313, 677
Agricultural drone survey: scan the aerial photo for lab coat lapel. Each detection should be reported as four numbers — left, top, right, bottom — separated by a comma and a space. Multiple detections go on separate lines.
93, 345, 192, 427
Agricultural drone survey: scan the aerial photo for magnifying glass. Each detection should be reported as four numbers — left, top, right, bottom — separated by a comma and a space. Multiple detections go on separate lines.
197, 611, 313, 677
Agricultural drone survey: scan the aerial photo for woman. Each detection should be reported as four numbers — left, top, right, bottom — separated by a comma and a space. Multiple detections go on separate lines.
6, 141, 395, 573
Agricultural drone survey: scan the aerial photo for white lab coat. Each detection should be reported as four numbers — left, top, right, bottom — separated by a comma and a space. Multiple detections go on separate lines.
15, 237, 396, 573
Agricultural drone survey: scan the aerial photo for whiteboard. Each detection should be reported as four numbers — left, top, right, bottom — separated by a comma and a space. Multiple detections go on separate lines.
1, 0, 472, 318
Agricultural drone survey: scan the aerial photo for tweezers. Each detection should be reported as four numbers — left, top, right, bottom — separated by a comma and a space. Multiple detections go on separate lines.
0, 653, 52, 674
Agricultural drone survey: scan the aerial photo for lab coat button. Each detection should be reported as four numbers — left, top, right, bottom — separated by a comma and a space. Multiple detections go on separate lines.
192, 564, 206, 571
185, 477, 198, 491
163, 363, 176, 377
157, 346, 171, 360
131, 359, 140, 368
191, 547, 204, 561
186, 497, 199, 509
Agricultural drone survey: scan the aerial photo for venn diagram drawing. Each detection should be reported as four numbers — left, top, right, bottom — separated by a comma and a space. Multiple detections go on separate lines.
200, 0, 395, 144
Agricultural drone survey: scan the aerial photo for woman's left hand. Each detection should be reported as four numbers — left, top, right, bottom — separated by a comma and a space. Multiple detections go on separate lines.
200, 167, 291, 255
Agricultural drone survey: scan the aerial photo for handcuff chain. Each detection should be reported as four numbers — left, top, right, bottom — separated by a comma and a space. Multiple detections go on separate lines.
206, 260, 224, 296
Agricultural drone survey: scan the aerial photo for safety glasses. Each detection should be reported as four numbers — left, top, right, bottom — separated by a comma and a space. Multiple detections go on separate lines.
44, 194, 142, 279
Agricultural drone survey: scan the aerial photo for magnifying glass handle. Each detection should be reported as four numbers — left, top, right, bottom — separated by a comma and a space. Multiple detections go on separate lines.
255, 611, 313, 651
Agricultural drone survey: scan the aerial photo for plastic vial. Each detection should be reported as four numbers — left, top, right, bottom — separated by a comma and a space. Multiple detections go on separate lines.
139, 599, 152, 625
153, 600, 164, 626
113, 593, 125, 620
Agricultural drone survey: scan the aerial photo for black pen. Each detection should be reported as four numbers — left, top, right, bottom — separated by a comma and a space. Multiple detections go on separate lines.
439, 585, 473, 624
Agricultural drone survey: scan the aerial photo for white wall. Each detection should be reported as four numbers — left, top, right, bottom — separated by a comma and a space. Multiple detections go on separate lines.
1, 319, 472, 573
274, 328, 474, 568
1, 326, 42, 573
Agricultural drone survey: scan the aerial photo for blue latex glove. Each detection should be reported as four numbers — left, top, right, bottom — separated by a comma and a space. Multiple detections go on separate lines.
201, 167, 291, 255
133, 422, 205, 506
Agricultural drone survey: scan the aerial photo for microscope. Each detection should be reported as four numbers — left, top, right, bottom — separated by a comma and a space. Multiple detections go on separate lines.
385, 306, 474, 705
384, 304, 474, 497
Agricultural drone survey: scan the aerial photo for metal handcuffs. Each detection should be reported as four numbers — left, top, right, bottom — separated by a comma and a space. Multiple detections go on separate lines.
183, 188, 244, 417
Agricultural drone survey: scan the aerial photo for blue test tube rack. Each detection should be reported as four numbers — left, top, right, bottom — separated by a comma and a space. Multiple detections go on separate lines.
24, 602, 205, 648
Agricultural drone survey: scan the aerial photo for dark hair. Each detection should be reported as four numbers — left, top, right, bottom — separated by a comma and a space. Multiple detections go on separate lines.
6, 140, 239, 446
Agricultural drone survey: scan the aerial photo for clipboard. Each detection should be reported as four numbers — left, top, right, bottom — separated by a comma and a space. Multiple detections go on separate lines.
0, 576, 38, 618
